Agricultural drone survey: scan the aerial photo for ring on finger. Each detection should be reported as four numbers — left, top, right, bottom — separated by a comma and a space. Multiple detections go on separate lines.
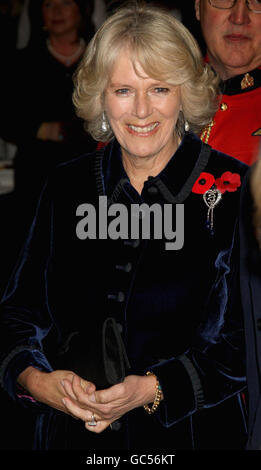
87, 414, 97, 427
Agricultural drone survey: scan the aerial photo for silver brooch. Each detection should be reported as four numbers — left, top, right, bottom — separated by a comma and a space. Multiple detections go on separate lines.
203, 189, 222, 235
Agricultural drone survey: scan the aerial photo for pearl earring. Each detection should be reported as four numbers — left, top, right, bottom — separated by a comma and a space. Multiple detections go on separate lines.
185, 121, 190, 132
102, 112, 109, 132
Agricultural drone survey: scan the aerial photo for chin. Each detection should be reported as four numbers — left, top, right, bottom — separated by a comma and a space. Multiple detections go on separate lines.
224, 50, 253, 65
128, 146, 161, 159
221, 55, 252, 71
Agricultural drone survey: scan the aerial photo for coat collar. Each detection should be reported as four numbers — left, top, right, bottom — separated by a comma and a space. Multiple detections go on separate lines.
96, 132, 212, 204
204, 55, 261, 95
220, 67, 261, 96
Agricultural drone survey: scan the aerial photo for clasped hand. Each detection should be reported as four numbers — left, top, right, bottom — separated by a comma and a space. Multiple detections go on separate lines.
62, 373, 152, 433
18, 367, 156, 433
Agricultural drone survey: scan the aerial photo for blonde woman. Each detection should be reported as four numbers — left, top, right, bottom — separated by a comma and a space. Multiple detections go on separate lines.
0, 2, 248, 451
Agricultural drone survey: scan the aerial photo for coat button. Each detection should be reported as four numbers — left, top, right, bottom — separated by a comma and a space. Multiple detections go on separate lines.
147, 185, 159, 195
220, 102, 228, 111
108, 292, 125, 302
115, 262, 132, 273
110, 420, 122, 431
124, 240, 140, 248
257, 318, 261, 330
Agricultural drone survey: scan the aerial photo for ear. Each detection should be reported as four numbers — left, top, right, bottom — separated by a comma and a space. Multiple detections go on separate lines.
195, 0, 201, 21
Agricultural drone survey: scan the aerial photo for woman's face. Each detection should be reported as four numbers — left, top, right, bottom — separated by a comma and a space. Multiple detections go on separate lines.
42, 0, 81, 36
104, 49, 182, 162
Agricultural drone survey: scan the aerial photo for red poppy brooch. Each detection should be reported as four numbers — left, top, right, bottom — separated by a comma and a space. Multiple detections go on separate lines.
192, 171, 241, 235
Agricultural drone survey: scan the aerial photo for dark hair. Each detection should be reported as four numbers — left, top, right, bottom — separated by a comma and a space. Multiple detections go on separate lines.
27, 0, 95, 46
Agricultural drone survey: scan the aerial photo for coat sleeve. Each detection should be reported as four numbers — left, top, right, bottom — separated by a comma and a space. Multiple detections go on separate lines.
0, 179, 55, 406
148, 223, 246, 428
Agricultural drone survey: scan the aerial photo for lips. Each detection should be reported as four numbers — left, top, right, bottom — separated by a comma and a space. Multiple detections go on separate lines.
52, 19, 65, 25
224, 34, 249, 42
127, 122, 159, 135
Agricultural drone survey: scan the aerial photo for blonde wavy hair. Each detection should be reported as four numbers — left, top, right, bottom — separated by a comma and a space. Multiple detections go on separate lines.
73, 1, 219, 142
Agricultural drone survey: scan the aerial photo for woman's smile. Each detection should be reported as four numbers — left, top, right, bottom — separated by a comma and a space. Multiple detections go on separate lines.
105, 49, 181, 163
126, 122, 160, 136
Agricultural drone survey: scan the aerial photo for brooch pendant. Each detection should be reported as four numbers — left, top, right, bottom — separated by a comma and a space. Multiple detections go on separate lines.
203, 189, 222, 235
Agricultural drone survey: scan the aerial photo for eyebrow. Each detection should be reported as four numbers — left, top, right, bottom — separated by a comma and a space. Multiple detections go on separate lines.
109, 83, 132, 88
108, 80, 169, 88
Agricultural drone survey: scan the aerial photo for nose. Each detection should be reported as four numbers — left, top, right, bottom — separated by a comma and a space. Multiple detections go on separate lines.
53, 5, 62, 14
49, 0, 63, 14
229, 0, 251, 25
133, 91, 152, 118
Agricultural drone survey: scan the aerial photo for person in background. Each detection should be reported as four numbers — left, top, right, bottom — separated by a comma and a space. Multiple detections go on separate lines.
0, 0, 98, 323
0, 0, 97, 287
195, 0, 261, 166
0, 2, 248, 451
0, 0, 96, 206
16, 0, 106, 49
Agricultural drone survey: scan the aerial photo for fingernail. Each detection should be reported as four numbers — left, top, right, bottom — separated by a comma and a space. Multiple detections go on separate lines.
89, 393, 96, 402
61, 380, 65, 387
62, 398, 66, 405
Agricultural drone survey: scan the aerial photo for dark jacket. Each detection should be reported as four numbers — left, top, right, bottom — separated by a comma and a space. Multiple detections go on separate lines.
240, 166, 261, 450
0, 132, 248, 450
0, 43, 96, 201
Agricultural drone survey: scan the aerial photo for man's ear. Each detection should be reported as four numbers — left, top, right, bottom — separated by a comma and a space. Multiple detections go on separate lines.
195, 0, 201, 21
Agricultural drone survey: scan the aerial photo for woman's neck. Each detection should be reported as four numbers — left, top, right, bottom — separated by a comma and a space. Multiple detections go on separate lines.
48, 31, 80, 55
121, 136, 180, 194
47, 32, 84, 66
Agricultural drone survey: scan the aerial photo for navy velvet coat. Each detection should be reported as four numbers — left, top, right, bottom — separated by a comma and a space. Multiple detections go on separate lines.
240, 167, 261, 450
0, 132, 248, 450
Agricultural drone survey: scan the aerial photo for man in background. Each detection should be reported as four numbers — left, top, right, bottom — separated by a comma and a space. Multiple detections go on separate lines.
195, 0, 261, 165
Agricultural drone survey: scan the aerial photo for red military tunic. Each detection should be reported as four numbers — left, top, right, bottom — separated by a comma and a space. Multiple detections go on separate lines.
201, 67, 261, 166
